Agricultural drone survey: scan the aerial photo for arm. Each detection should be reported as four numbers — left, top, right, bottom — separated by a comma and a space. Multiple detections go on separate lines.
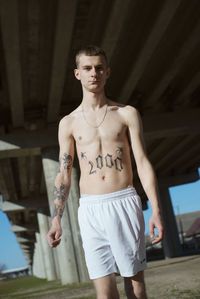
46, 116, 74, 248
126, 106, 164, 244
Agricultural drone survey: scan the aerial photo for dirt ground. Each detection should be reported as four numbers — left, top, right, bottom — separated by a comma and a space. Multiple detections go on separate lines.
2, 255, 200, 299
143, 255, 200, 298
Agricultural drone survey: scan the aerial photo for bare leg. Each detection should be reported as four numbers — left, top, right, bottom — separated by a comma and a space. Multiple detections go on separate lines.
124, 271, 147, 299
93, 273, 120, 299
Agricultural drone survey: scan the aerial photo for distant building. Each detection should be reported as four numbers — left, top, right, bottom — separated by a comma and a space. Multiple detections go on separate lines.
176, 211, 200, 250
0, 266, 29, 280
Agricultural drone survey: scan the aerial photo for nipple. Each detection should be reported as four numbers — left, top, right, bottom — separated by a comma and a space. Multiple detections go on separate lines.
78, 136, 82, 140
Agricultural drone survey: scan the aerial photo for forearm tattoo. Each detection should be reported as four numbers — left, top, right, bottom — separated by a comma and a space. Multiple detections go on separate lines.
52, 153, 72, 218
80, 148, 124, 175
59, 153, 73, 172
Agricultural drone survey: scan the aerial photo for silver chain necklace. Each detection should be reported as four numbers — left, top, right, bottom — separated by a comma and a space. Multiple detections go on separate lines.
81, 104, 108, 128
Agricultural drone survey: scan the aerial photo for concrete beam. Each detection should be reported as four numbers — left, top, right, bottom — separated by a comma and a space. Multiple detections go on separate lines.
161, 140, 200, 176
175, 70, 200, 106
146, 18, 200, 107
0, 196, 48, 212
0, 125, 57, 159
0, 0, 24, 127
47, 0, 77, 123
149, 138, 174, 165
81, 0, 109, 45
119, 0, 181, 103
0, 108, 199, 159
154, 135, 195, 170
158, 170, 199, 187
16, 237, 35, 243
101, 0, 134, 61
19, 244, 31, 250
143, 109, 200, 139
11, 224, 37, 232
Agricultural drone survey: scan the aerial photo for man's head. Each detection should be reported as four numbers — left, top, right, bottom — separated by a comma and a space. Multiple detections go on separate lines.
75, 45, 108, 68
74, 45, 110, 93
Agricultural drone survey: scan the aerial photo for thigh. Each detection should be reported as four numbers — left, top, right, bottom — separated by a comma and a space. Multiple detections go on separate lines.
93, 273, 119, 299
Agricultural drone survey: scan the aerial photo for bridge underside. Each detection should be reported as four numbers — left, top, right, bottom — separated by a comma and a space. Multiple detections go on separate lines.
0, 0, 199, 283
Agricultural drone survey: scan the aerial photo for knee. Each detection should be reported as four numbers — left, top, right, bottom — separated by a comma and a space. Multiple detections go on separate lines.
132, 284, 147, 299
97, 296, 108, 299
97, 289, 119, 299
97, 294, 116, 299
134, 288, 146, 299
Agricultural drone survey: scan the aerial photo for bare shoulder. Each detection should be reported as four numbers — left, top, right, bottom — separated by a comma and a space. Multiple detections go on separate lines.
121, 104, 138, 115
108, 100, 140, 123
59, 106, 81, 136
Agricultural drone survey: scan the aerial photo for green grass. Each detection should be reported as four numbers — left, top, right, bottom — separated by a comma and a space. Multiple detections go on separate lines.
0, 276, 52, 294
0, 276, 93, 299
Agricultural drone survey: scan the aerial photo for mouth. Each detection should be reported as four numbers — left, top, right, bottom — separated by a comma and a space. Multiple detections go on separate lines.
89, 81, 100, 84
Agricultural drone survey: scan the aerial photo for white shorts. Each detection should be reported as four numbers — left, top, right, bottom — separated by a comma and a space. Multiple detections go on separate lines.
78, 186, 147, 279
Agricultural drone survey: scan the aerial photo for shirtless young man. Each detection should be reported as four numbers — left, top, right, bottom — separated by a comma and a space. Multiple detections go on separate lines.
46, 45, 164, 299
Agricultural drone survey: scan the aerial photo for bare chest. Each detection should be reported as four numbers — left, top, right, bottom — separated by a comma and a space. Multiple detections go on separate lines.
73, 116, 127, 147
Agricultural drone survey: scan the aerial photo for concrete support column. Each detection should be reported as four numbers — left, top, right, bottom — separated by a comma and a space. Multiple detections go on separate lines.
158, 184, 182, 258
68, 166, 89, 282
42, 148, 79, 284
32, 245, 41, 277
47, 217, 61, 280
34, 243, 42, 278
37, 212, 57, 280
35, 233, 46, 279
32, 247, 37, 277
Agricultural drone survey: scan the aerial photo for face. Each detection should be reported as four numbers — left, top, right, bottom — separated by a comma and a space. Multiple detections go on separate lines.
74, 55, 110, 93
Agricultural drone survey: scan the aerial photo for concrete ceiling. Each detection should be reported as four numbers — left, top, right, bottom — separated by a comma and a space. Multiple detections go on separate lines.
0, 0, 200, 262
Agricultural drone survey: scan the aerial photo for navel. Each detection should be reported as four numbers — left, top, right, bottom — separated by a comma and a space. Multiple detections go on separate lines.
102, 175, 105, 180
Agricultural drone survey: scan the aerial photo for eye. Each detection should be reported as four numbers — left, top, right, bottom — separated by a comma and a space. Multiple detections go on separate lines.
96, 66, 103, 71
83, 66, 91, 71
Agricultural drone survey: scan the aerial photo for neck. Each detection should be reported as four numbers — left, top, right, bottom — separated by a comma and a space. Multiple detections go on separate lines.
82, 90, 107, 110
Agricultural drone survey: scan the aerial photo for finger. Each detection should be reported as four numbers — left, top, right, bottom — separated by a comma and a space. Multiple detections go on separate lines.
46, 233, 55, 247
152, 228, 164, 244
152, 236, 161, 244
51, 238, 61, 248
55, 231, 62, 240
149, 223, 155, 239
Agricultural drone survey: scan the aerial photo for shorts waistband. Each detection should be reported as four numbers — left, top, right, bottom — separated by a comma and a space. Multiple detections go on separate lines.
80, 186, 137, 205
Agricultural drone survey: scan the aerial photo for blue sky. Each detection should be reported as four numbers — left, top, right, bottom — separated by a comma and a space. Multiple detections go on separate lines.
0, 168, 200, 270
144, 168, 200, 235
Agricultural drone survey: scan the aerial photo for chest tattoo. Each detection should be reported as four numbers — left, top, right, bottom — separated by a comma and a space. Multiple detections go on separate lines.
81, 148, 124, 175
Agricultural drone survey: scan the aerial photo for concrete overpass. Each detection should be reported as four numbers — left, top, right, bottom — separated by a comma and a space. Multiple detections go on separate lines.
0, 0, 200, 284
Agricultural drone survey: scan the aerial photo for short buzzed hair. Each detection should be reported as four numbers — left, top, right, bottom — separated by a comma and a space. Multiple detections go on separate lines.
75, 45, 108, 68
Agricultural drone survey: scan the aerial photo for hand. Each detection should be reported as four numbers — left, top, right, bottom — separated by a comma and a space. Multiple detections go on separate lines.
46, 217, 62, 248
149, 212, 164, 245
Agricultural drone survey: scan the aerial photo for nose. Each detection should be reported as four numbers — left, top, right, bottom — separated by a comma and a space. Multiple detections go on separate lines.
91, 67, 97, 77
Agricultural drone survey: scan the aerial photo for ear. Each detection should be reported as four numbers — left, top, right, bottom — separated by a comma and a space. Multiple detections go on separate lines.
106, 67, 111, 79
74, 68, 80, 80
